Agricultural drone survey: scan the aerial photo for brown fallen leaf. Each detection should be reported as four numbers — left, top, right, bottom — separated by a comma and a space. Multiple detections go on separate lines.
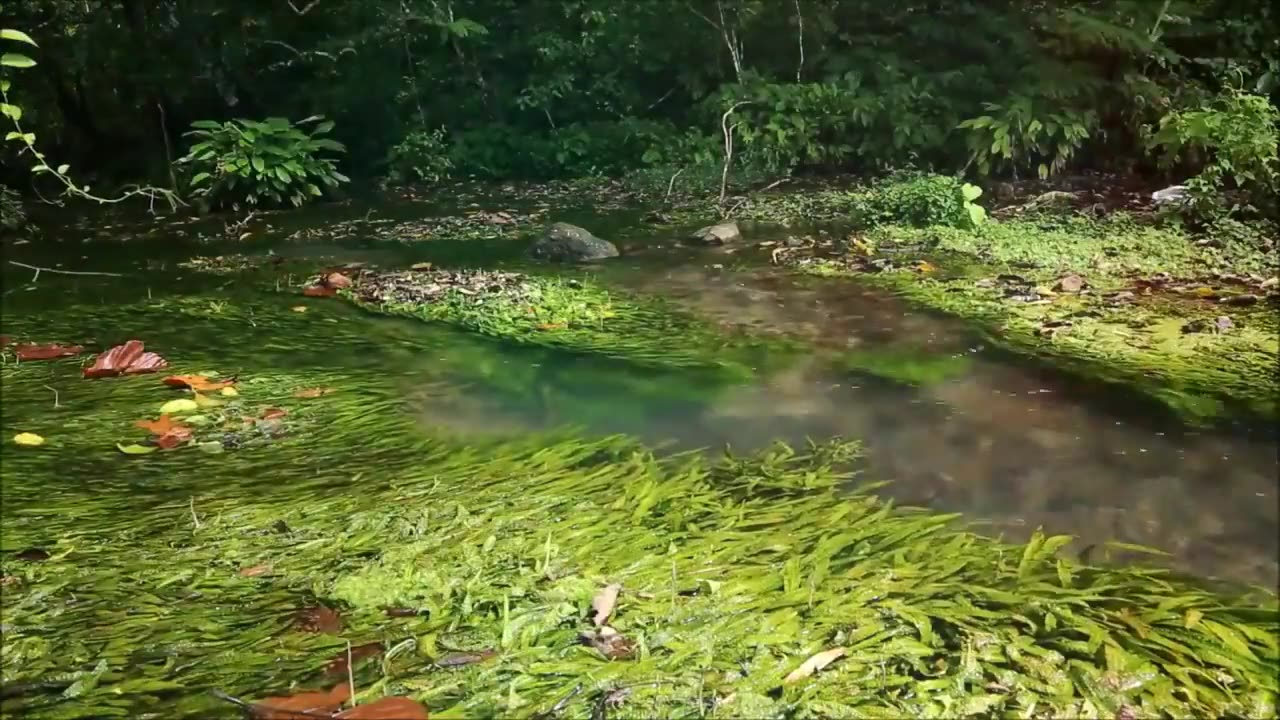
0, 335, 10, 347
303, 285, 337, 297
249, 683, 351, 720
294, 605, 343, 635
84, 340, 168, 378
262, 407, 288, 420
1054, 274, 1085, 293
14, 343, 84, 361
324, 641, 385, 676
294, 387, 335, 399
238, 564, 272, 577
783, 647, 847, 684
163, 374, 235, 392
591, 584, 621, 627
335, 697, 429, 720
580, 626, 634, 660
535, 322, 566, 331
409, 262, 434, 272
135, 415, 195, 449
325, 272, 354, 289
436, 649, 498, 668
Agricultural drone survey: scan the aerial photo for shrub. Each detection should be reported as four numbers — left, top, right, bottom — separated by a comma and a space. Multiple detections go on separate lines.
385, 126, 453, 185
849, 172, 987, 229
1146, 88, 1279, 220
176, 116, 348, 210
959, 95, 1096, 180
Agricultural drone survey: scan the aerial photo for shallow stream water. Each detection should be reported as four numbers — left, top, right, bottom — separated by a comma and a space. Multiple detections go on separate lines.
4, 195, 1277, 593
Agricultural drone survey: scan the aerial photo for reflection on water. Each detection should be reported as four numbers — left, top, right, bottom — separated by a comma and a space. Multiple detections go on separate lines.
406, 259, 1280, 587
3, 201, 1276, 589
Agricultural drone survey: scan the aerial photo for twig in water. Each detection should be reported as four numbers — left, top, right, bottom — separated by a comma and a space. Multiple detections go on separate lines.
664, 168, 686, 204
9, 262, 125, 283
43, 385, 60, 408
189, 497, 202, 530
346, 640, 357, 709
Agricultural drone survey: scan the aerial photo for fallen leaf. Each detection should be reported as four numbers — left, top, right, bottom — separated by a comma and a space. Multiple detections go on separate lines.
14, 343, 84, 361
436, 649, 498, 667
136, 415, 187, 435
336, 697, 429, 719
535, 322, 566, 331
292, 305, 309, 313
117, 443, 159, 455
239, 564, 271, 577
913, 260, 936, 274
294, 387, 335, 399
324, 641, 385, 676
220, 386, 240, 397
84, 340, 168, 378
325, 272, 353, 289
591, 584, 621, 627
580, 627, 634, 660
0, 335, 9, 347
294, 605, 343, 635
164, 374, 235, 392
302, 285, 336, 298
196, 440, 225, 454
250, 683, 351, 720
409, 262, 433, 271
13, 432, 45, 447
154, 426, 195, 449
159, 398, 200, 415
262, 407, 287, 420
784, 647, 846, 684
194, 392, 225, 408
1192, 286, 1218, 298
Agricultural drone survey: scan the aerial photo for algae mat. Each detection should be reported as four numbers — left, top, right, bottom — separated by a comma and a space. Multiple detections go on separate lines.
1, 283, 1278, 719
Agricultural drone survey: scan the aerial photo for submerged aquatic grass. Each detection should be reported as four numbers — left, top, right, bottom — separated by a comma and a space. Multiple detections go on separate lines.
3, 352, 1277, 718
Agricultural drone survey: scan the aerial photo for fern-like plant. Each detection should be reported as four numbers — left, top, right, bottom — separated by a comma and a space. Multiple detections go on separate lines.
176, 116, 348, 210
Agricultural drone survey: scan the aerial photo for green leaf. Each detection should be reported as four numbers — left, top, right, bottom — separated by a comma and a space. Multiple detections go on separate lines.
313, 120, 335, 134
0, 102, 20, 121
189, 171, 211, 186
116, 443, 158, 455
250, 156, 265, 173
1, 29, 37, 46
0, 79, 9, 92
0, 52, 35, 68
56, 163, 68, 174
961, 183, 982, 201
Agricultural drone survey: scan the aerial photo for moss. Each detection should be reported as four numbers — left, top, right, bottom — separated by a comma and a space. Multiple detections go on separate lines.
785, 214, 1280, 425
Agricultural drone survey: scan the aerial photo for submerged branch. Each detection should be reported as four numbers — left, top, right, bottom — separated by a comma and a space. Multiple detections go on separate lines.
9, 261, 126, 283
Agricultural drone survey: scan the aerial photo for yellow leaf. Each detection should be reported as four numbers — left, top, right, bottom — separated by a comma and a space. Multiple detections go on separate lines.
159, 398, 199, 415
1184, 609, 1204, 629
291, 305, 308, 313
13, 432, 45, 447
193, 392, 225, 408
784, 647, 847, 684
220, 386, 239, 398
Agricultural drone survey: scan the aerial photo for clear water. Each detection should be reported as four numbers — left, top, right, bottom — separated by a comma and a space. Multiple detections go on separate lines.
4, 195, 1277, 590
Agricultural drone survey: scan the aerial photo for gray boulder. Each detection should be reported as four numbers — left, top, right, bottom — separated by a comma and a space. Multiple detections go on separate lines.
529, 222, 619, 262
689, 221, 742, 245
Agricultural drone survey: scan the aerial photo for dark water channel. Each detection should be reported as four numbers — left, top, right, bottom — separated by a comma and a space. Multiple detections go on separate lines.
5, 198, 1278, 588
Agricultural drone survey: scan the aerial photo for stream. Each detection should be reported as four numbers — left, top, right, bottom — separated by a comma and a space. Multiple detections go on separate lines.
4, 196, 1277, 594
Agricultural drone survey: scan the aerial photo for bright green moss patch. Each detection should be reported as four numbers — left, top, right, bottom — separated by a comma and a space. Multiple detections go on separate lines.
786, 214, 1280, 425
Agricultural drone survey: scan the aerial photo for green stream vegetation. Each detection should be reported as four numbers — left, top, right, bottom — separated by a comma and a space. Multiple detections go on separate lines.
3, 1, 1279, 717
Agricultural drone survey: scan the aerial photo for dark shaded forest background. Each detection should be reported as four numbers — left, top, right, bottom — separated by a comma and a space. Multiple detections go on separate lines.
1, 0, 1276, 203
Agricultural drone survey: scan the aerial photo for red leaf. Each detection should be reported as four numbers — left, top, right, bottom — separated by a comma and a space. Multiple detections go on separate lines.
325, 272, 353, 289
135, 415, 188, 436
324, 642, 384, 676
163, 374, 235, 391
239, 564, 272, 577
303, 285, 337, 297
262, 407, 288, 420
250, 683, 351, 720
14, 343, 84, 361
154, 426, 194, 449
84, 340, 167, 378
0, 335, 10, 347
294, 605, 343, 635
336, 697, 428, 720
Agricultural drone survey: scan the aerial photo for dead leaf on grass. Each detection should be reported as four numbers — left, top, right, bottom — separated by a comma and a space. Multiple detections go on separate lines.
14, 343, 84, 361
303, 285, 337, 298
262, 407, 288, 420
325, 272, 354, 289
535, 322, 566, 331
335, 697, 429, 719
248, 683, 351, 720
84, 340, 168, 378
784, 647, 846, 684
294, 605, 343, 635
591, 583, 621, 627
238, 564, 272, 578
164, 374, 235, 392
134, 415, 194, 449
580, 626, 634, 660
294, 387, 335, 399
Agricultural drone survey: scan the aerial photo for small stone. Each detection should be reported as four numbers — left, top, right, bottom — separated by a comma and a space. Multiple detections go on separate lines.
689, 221, 742, 245
1214, 316, 1234, 332
1221, 293, 1259, 306
1260, 276, 1278, 290
1054, 274, 1085, 293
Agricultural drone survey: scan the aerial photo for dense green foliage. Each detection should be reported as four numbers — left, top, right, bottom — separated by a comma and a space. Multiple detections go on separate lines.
1, 1, 1276, 213
176, 116, 348, 209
